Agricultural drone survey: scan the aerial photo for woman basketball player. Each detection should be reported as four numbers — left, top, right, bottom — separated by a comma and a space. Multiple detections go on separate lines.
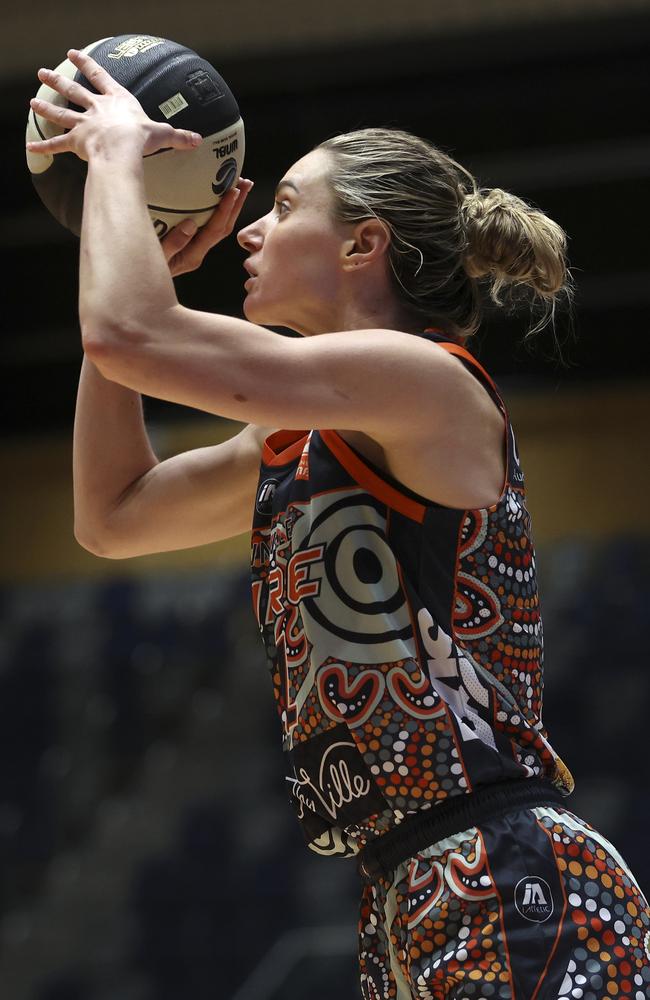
27, 50, 650, 1000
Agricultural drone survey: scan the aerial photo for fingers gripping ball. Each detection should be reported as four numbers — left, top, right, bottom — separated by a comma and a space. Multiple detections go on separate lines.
25, 35, 245, 237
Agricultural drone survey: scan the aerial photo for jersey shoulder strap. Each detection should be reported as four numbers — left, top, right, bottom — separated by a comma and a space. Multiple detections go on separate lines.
422, 330, 524, 489
422, 330, 504, 412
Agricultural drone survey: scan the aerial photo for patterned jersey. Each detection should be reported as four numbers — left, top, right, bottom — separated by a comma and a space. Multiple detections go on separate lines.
250, 333, 574, 858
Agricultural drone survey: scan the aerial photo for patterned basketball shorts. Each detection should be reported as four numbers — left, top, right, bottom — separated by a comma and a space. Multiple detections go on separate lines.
358, 806, 650, 999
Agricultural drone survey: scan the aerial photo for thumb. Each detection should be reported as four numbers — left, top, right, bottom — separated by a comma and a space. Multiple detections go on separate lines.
166, 126, 203, 150
160, 217, 197, 260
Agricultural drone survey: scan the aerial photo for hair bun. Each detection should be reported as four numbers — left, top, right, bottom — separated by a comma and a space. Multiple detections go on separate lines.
462, 187, 568, 302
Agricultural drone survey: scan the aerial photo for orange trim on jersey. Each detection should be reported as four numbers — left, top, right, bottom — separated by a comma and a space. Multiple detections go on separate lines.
262, 429, 309, 466
429, 336, 511, 505
319, 429, 427, 524
436, 341, 502, 401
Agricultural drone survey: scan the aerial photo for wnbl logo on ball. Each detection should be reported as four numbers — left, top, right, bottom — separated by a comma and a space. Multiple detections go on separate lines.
212, 159, 238, 196
212, 138, 239, 196
514, 876, 554, 922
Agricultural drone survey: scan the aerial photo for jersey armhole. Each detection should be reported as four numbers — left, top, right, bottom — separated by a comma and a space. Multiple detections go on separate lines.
320, 338, 518, 518
318, 430, 429, 524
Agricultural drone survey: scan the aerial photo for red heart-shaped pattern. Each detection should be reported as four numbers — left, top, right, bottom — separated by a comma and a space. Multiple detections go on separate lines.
317, 663, 385, 727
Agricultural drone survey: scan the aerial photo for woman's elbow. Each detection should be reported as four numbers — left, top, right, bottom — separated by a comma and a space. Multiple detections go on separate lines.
79, 311, 119, 364
80, 308, 148, 359
73, 523, 122, 559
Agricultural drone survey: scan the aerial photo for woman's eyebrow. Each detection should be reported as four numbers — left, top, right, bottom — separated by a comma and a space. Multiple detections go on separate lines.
275, 179, 300, 197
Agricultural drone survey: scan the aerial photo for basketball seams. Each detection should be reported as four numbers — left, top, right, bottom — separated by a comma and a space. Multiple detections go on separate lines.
31, 110, 46, 142
146, 203, 220, 215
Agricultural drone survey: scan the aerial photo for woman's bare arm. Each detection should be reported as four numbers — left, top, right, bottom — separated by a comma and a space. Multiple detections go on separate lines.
73, 356, 269, 558
32, 50, 502, 512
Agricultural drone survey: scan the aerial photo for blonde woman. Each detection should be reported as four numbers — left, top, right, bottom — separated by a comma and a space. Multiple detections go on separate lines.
28, 50, 649, 1000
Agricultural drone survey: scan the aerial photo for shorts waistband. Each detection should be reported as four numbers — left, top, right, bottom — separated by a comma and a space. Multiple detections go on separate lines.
357, 778, 565, 884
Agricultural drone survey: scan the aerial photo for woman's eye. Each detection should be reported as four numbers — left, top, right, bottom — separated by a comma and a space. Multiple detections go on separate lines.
275, 200, 289, 216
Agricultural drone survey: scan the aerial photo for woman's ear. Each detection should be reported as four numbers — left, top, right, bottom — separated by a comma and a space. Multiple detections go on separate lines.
341, 218, 391, 270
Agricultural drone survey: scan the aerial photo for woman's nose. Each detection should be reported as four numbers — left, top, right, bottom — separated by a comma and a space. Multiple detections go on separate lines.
237, 218, 264, 252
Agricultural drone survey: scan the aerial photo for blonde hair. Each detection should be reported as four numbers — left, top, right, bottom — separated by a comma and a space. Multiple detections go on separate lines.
318, 127, 571, 339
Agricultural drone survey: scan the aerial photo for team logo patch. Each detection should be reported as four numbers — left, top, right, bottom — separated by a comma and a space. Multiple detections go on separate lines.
256, 478, 279, 516
286, 722, 386, 827
514, 876, 554, 922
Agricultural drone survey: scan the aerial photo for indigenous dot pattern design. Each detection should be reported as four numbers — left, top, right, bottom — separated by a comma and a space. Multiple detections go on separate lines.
455, 499, 542, 717
249, 335, 648, 992
359, 806, 650, 999
360, 825, 521, 1000
453, 497, 568, 788
250, 336, 574, 857
299, 656, 466, 828
537, 807, 650, 1000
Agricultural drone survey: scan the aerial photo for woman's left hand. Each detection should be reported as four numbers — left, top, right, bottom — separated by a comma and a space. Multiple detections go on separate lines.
161, 178, 255, 277
26, 48, 202, 161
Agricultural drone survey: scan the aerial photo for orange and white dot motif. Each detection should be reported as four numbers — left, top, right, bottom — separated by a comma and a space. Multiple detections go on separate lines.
358, 807, 650, 999
249, 334, 649, 990
251, 337, 573, 857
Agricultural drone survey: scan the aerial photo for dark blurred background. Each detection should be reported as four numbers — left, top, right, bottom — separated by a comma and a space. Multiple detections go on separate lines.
1, 2, 649, 998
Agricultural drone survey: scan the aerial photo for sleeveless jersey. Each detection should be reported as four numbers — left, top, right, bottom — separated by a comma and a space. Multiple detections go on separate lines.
250, 333, 574, 858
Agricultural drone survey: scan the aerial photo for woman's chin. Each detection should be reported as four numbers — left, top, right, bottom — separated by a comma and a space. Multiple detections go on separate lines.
243, 295, 283, 328
243, 295, 268, 324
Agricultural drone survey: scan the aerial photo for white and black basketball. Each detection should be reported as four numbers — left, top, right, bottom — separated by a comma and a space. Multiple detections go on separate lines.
25, 34, 245, 237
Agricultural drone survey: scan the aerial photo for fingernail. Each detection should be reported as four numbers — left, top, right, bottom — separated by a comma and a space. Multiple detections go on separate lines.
179, 219, 197, 236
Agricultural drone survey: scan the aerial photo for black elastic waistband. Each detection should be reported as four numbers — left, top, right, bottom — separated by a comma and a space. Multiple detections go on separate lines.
357, 778, 565, 884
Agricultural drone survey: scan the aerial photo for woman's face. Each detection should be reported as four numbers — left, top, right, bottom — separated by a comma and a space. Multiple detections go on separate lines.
237, 148, 350, 335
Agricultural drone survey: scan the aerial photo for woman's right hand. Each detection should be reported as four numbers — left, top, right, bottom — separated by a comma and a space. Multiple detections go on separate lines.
161, 177, 254, 277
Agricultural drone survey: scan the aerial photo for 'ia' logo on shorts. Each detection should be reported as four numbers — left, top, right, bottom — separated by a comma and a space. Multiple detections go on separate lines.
514, 876, 554, 922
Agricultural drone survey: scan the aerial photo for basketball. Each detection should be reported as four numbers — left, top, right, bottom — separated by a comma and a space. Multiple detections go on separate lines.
25, 34, 245, 237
